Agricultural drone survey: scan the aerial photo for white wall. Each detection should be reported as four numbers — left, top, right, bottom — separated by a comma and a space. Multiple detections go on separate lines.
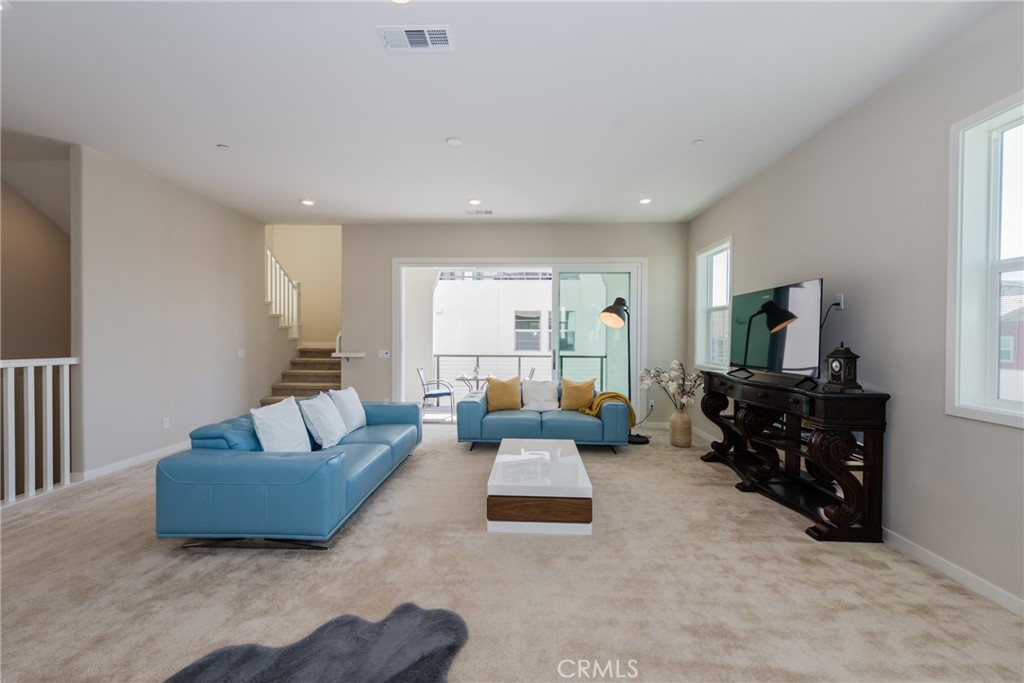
71, 146, 297, 474
265, 224, 342, 346
686, 4, 1023, 608
341, 223, 686, 418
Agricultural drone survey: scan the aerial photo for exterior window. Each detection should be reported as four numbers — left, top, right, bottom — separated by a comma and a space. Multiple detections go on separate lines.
695, 239, 732, 370
947, 96, 1024, 427
559, 310, 576, 352
514, 311, 542, 351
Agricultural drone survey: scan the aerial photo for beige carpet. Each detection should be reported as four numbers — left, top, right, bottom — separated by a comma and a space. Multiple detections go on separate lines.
1, 424, 1021, 683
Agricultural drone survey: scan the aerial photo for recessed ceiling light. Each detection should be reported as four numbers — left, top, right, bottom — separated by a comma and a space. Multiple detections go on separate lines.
445, 137, 463, 147
391, 0, 411, 4
468, 199, 481, 206
215, 143, 230, 150
638, 198, 652, 205
301, 199, 316, 206
690, 139, 705, 147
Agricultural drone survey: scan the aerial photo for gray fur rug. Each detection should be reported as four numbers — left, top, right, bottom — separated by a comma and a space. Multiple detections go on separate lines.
166, 603, 469, 683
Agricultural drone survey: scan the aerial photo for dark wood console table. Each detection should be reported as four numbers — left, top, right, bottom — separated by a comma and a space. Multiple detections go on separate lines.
700, 370, 889, 542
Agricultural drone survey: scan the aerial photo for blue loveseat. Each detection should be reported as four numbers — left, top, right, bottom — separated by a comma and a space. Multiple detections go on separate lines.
456, 388, 629, 449
155, 401, 421, 544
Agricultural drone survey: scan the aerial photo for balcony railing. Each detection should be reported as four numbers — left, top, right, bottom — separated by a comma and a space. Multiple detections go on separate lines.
432, 353, 607, 400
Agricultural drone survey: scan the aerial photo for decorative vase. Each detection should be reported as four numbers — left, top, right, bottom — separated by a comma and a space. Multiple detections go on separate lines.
669, 408, 692, 448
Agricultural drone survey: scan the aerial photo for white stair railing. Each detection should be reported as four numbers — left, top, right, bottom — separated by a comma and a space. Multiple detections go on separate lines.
265, 246, 301, 340
0, 357, 79, 505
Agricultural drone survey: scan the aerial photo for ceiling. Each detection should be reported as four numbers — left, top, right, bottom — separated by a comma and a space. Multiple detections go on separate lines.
0, 1, 1001, 226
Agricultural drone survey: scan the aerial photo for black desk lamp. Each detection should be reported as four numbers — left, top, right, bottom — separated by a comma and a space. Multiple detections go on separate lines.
742, 300, 798, 367
599, 297, 649, 445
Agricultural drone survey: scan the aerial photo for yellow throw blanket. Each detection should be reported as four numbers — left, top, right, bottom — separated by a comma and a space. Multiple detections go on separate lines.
580, 391, 636, 428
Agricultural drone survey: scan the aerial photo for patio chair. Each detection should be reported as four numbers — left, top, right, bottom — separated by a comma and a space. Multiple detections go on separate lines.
416, 368, 455, 421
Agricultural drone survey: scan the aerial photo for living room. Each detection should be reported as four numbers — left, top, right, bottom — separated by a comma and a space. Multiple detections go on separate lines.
1, 2, 1022, 682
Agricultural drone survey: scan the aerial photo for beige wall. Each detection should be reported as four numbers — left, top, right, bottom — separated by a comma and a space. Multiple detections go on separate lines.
1, 181, 71, 359
341, 223, 687, 416
71, 146, 297, 474
686, 5, 1023, 605
265, 224, 342, 345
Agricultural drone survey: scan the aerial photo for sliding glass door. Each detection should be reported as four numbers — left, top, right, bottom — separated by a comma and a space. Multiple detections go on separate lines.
553, 266, 640, 401
395, 259, 643, 405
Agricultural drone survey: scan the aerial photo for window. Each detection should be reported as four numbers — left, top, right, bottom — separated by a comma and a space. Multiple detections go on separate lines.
695, 238, 732, 370
514, 311, 542, 351
947, 95, 1024, 428
558, 310, 576, 352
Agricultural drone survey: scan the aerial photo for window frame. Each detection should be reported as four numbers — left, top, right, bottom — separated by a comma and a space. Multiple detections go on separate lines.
695, 237, 732, 372
514, 310, 543, 352
946, 93, 1024, 429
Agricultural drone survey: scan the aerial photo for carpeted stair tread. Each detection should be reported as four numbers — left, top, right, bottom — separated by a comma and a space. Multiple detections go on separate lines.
297, 347, 336, 359
281, 370, 342, 383
291, 358, 342, 371
271, 382, 341, 396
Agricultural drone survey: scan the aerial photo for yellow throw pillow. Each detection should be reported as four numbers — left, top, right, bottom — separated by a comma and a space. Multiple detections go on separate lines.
487, 376, 522, 412
561, 378, 596, 411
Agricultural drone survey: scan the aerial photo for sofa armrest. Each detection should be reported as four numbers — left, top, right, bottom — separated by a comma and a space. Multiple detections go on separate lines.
456, 391, 488, 441
363, 401, 423, 442
599, 401, 630, 444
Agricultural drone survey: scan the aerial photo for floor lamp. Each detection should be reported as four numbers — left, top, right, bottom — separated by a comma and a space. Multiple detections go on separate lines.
599, 297, 650, 445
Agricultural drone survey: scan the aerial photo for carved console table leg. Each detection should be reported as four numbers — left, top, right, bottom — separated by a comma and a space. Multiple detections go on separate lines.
735, 405, 781, 489
806, 429, 873, 541
699, 390, 735, 463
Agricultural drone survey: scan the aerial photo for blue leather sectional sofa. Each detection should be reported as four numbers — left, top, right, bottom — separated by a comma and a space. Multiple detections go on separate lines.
155, 401, 421, 544
456, 388, 629, 448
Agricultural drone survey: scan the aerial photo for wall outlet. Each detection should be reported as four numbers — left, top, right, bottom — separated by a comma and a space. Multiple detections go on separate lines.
162, 417, 171, 430
648, 399, 656, 414
378, 350, 390, 359
237, 348, 246, 359
834, 293, 845, 310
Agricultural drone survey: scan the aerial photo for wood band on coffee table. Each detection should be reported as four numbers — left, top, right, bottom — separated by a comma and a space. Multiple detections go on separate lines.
487, 495, 593, 524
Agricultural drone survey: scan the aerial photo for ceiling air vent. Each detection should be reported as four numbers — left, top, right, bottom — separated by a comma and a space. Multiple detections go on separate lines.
378, 25, 454, 52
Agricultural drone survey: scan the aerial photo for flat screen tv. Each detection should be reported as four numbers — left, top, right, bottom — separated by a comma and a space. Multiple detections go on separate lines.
729, 278, 823, 378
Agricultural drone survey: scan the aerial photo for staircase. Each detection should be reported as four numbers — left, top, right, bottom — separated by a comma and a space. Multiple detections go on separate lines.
260, 347, 342, 406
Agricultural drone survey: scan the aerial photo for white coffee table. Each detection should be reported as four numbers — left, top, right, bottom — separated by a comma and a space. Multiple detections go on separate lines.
486, 438, 593, 535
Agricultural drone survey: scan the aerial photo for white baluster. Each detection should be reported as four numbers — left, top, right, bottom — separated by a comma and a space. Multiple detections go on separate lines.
60, 365, 70, 487
24, 367, 35, 497
42, 365, 54, 492
3, 367, 15, 503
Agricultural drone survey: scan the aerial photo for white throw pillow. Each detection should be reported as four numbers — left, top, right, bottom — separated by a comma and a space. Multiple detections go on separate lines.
522, 380, 559, 412
329, 387, 367, 431
298, 392, 348, 448
250, 396, 312, 452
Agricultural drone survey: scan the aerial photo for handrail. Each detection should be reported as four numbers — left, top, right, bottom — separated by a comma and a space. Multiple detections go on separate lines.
0, 357, 79, 505
431, 353, 608, 397
1, 358, 80, 368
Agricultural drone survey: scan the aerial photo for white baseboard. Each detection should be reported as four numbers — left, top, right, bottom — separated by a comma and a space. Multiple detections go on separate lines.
74, 440, 190, 482
883, 528, 1023, 617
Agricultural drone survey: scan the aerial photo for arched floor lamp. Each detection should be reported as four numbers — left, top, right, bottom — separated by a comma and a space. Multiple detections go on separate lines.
599, 297, 649, 445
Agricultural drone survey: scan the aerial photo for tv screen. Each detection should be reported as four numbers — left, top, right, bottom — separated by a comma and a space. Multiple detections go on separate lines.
729, 278, 823, 377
